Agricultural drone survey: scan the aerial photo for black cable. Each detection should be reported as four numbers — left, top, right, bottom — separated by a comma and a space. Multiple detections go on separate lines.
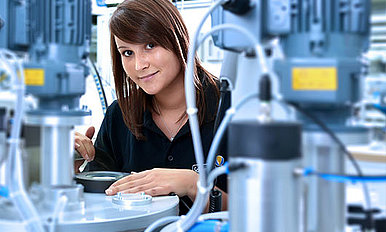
259, 74, 271, 101
88, 57, 108, 109
287, 102, 375, 230
213, 80, 230, 136
208, 79, 231, 213
209, 189, 222, 213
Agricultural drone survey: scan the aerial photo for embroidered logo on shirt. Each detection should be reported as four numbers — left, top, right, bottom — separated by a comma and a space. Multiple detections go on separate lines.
192, 155, 225, 173
192, 164, 207, 173
215, 155, 225, 167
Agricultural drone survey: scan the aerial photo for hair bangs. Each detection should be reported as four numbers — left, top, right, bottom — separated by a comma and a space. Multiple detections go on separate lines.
110, 7, 173, 51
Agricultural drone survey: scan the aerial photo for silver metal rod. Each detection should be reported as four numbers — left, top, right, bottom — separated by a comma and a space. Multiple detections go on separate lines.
41, 125, 74, 187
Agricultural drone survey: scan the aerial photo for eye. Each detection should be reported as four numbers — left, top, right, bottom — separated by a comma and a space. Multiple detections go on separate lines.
122, 50, 133, 57
145, 43, 155, 49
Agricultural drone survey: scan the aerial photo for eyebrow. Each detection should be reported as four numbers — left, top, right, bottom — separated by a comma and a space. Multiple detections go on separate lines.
117, 46, 130, 50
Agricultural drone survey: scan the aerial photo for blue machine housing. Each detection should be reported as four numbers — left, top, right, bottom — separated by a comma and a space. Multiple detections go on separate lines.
0, 0, 91, 112
211, 0, 371, 129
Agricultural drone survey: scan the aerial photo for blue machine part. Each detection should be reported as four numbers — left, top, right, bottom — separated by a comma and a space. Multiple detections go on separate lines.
0, 0, 29, 50
274, 0, 370, 108
374, 92, 386, 114
188, 220, 229, 232
211, 0, 370, 53
210, 0, 264, 51
0, 186, 9, 198
0, 0, 92, 112
211, 0, 370, 105
96, 0, 107, 7
0, 1, 8, 48
211, 0, 370, 130
373, 104, 386, 115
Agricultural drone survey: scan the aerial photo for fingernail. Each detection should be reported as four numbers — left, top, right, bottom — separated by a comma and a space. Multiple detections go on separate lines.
75, 143, 80, 148
105, 189, 113, 195
85, 154, 90, 161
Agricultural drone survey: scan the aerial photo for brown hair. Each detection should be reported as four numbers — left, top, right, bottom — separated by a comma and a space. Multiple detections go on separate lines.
109, 0, 219, 140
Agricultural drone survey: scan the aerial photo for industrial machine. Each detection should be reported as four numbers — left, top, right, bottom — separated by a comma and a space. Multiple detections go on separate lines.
0, 1, 178, 231
155, 0, 382, 232
0, 0, 384, 232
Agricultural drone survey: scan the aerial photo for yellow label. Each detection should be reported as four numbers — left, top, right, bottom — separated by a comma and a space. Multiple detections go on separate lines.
292, 67, 337, 90
24, 69, 44, 86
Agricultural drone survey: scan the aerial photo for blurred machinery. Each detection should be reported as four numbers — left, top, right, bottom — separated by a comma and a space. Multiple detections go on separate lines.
0, 0, 385, 232
357, 53, 386, 151
0, 0, 178, 231
209, 1, 373, 231
352, 11, 386, 151
159, 0, 384, 232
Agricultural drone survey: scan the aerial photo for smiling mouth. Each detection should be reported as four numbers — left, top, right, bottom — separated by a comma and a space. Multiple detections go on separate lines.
139, 71, 159, 80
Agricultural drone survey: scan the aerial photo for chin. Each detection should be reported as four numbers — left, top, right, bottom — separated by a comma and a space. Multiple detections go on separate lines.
141, 87, 159, 95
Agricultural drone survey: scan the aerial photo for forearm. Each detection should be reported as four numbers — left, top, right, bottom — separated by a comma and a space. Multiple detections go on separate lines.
186, 170, 199, 200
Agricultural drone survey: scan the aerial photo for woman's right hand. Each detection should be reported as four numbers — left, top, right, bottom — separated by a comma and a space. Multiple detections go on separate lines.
74, 126, 95, 162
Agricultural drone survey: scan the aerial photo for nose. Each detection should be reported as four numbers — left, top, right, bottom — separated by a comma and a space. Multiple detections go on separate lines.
134, 52, 149, 71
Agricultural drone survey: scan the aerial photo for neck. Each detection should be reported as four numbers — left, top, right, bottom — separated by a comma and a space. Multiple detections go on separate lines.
154, 71, 186, 112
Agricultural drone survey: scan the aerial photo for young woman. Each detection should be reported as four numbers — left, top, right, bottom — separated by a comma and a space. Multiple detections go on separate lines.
75, 0, 227, 213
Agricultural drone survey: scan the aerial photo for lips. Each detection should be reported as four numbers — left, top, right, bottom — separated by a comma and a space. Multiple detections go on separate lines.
138, 71, 159, 80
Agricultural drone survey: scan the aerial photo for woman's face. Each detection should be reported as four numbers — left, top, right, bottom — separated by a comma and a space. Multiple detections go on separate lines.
115, 36, 183, 95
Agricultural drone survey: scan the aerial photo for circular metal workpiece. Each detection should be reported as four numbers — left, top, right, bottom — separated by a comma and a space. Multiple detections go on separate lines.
76, 171, 127, 181
112, 192, 152, 207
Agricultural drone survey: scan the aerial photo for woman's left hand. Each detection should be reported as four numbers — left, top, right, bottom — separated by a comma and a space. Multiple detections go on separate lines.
105, 168, 199, 200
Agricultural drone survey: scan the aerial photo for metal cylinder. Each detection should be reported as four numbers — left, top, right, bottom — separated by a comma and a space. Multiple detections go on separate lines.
303, 130, 368, 232
41, 125, 74, 187
229, 157, 302, 232
228, 120, 302, 232
25, 113, 90, 188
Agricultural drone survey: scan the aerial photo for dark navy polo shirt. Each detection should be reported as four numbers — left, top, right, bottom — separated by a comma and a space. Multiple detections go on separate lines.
85, 82, 227, 213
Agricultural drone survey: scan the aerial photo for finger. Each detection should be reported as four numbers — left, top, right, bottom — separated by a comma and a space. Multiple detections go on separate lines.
74, 132, 82, 149
74, 142, 81, 149
82, 140, 95, 161
76, 133, 95, 161
107, 175, 151, 195
110, 171, 149, 188
109, 175, 132, 188
119, 183, 156, 195
75, 139, 94, 161
74, 138, 89, 160
105, 175, 133, 195
85, 126, 95, 139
